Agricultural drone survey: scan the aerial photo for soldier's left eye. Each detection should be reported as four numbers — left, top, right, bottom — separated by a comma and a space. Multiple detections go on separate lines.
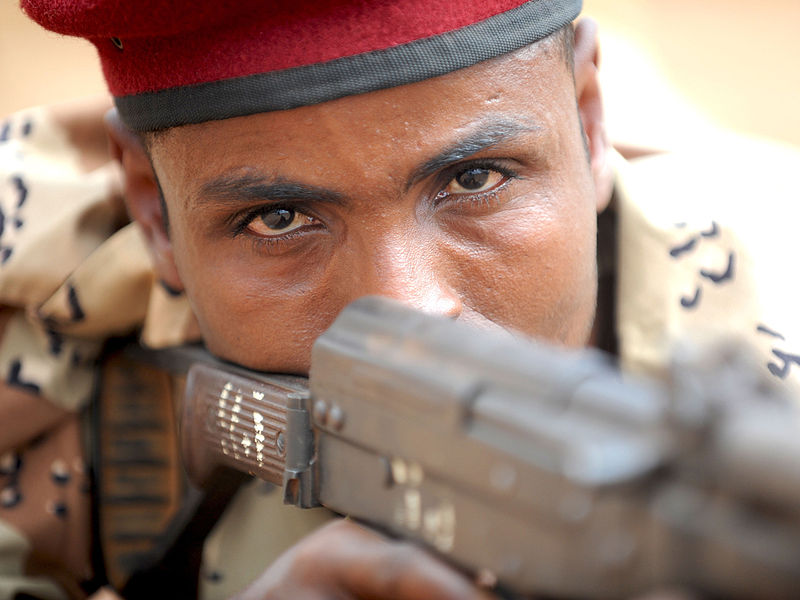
438, 167, 507, 199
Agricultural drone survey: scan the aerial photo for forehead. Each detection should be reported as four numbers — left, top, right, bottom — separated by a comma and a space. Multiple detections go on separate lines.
149, 40, 573, 186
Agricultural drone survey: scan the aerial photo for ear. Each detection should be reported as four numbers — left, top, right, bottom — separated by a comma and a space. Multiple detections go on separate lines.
104, 109, 184, 294
572, 18, 613, 213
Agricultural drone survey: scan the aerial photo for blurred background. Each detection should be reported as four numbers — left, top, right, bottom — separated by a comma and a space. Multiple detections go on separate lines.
2, 0, 799, 151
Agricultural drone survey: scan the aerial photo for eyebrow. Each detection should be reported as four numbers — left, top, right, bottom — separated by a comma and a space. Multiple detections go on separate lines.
406, 118, 541, 190
197, 173, 346, 207
195, 117, 540, 206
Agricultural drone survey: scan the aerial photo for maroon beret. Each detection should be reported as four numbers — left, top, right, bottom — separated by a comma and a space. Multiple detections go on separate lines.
22, 0, 581, 131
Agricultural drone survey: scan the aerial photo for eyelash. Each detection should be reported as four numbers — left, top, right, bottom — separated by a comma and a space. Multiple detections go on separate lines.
433, 159, 518, 208
230, 203, 305, 233
228, 159, 519, 250
228, 203, 321, 255
246, 234, 292, 254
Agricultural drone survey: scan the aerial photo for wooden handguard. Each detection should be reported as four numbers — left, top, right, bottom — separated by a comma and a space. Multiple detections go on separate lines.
181, 361, 308, 489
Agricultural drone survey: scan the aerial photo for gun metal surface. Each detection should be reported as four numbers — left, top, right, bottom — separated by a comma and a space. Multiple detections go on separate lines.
182, 296, 800, 599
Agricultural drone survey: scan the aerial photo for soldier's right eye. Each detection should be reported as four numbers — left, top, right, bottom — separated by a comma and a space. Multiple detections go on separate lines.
229, 203, 324, 254
246, 207, 317, 236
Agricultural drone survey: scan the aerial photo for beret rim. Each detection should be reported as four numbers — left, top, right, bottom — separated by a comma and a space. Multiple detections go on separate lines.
115, 0, 582, 131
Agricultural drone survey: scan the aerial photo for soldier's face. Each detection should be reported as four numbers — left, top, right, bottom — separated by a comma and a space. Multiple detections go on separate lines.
148, 39, 606, 373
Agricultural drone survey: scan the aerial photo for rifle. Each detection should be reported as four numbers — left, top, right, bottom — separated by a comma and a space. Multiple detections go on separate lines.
180, 296, 800, 598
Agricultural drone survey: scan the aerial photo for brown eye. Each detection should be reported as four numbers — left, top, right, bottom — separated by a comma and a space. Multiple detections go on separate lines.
261, 208, 295, 230
246, 207, 316, 236
456, 168, 490, 190
440, 167, 505, 197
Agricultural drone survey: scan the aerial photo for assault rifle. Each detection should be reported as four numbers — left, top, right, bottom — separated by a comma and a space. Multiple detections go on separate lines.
181, 296, 800, 598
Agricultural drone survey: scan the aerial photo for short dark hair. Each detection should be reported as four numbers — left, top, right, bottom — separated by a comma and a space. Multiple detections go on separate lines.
555, 23, 576, 70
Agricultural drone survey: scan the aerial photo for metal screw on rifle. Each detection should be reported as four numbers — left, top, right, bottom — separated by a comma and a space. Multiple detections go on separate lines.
276, 432, 286, 456
328, 404, 346, 431
312, 399, 328, 425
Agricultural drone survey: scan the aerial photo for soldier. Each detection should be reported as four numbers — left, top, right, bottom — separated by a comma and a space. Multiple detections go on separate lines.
1, 0, 799, 598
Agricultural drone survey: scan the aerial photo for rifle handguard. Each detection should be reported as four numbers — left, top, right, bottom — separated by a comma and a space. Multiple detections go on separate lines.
179, 297, 800, 598
181, 363, 308, 490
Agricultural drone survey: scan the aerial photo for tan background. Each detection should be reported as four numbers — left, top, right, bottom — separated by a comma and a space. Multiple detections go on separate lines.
2, 0, 799, 150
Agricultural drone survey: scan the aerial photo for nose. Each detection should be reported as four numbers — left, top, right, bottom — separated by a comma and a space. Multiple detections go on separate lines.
356, 232, 462, 320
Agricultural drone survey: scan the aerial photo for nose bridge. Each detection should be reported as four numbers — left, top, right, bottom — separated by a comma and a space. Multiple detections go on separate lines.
358, 226, 462, 319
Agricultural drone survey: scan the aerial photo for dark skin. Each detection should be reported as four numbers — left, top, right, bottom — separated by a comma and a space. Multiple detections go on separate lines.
107, 19, 617, 600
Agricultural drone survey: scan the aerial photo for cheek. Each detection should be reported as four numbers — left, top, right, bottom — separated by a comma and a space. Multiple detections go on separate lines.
444, 191, 597, 343
170, 231, 347, 373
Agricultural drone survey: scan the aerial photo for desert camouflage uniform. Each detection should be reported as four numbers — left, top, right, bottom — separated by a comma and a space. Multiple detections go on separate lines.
0, 99, 798, 599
